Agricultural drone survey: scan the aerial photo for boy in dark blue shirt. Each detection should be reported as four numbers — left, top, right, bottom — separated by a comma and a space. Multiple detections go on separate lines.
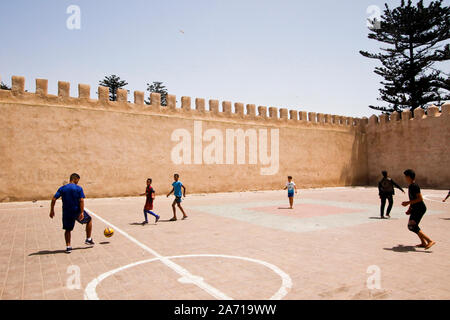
50, 173, 94, 253
166, 173, 187, 221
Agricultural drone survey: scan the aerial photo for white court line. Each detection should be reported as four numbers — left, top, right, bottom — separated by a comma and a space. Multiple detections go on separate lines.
84, 208, 232, 300
423, 194, 449, 204
84, 254, 292, 300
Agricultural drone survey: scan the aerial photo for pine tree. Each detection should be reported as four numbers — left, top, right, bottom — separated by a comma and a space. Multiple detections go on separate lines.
146, 81, 168, 106
0, 82, 10, 90
360, 0, 450, 114
99, 75, 128, 101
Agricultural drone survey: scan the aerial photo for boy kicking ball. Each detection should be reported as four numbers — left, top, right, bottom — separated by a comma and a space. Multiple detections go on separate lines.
140, 178, 160, 225
283, 176, 298, 209
49, 173, 94, 254
402, 169, 436, 250
166, 173, 188, 221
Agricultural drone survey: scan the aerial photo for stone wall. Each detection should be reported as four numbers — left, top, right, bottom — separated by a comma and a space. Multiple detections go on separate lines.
0, 75, 368, 201
366, 106, 450, 189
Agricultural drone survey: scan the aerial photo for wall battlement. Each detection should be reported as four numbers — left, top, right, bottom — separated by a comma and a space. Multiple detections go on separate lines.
0, 75, 366, 129
367, 104, 450, 130
0, 73, 448, 201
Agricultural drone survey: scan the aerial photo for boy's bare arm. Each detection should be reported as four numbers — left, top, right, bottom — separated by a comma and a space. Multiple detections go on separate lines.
182, 185, 186, 197
49, 197, 57, 218
167, 188, 174, 197
402, 193, 423, 206
79, 198, 85, 220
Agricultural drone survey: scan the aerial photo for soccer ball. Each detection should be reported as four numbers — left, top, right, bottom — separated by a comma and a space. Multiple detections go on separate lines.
104, 227, 114, 238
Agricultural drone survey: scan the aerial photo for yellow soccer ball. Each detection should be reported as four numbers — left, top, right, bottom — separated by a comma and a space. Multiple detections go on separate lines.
104, 227, 114, 238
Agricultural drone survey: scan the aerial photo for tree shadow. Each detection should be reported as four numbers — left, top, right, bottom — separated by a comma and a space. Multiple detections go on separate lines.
383, 245, 432, 253
28, 247, 92, 256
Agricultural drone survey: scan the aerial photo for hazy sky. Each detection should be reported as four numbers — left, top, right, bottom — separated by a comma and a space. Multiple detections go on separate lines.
1, 0, 448, 118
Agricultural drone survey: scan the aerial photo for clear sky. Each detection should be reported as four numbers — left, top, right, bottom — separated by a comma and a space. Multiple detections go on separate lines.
1, 0, 447, 118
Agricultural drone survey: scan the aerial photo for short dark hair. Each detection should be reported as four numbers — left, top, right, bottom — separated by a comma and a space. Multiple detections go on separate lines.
403, 169, 416, 180
174, 173, 179, 178
288, 176, 293, 179
382, 171, 388, 178
70, 173, 80, 181
147, 178, 152, 183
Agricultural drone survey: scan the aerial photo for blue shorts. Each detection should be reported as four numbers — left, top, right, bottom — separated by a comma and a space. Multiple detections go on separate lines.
175, 196, 182, 204
62, 210, 91, 231
288, 191, 294, 198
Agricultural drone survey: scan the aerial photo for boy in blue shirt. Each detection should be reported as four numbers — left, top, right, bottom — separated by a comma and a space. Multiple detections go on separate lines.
49, 173, 94, 253
283, 176, 298, 209
166, 173, 187, 221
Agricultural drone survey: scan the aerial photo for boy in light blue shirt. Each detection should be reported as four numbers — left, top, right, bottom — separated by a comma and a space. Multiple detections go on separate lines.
283, 176, 298, 209
166, 173, 188, 221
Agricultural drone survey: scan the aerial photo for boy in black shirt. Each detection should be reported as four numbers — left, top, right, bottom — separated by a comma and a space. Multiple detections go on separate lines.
401, 169, 436, 250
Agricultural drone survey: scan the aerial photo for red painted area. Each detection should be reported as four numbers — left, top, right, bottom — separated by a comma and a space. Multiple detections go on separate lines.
245, 203, 362, 218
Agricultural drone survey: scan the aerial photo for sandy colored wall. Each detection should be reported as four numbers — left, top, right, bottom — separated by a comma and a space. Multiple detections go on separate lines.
0, 76, 368, 202
366, 107, 450, 189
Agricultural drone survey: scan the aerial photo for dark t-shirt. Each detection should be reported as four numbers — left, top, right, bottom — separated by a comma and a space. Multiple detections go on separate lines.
54, 183, 85, 217
144, 186, 155, 210
408, 183, 426, 212
379, 178, 394, 194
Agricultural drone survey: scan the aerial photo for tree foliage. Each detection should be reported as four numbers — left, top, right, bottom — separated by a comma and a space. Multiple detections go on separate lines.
146, 81, 168, 106
99, 75, 128, 101
360, 0, 450, 114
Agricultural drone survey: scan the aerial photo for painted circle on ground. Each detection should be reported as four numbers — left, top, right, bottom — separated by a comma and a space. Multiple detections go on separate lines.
84, 254, 292, 300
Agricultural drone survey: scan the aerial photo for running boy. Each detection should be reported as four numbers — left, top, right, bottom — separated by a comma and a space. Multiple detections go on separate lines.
166, 173, 187, 221
401, 169, 436, 250
283, 176, 298, 209
140, 178, 160, 225
49, 173, 94, 254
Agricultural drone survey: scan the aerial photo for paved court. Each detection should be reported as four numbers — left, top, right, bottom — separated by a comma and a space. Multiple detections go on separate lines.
0, 187, 449, 300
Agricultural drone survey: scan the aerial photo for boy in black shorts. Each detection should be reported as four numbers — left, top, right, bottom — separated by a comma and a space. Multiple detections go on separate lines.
50, 173, 94, 253
401, 169, 435, 250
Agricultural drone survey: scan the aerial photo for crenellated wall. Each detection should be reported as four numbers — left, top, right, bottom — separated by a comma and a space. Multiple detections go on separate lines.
0, 74, 447, 201
366, 106, 450, 189
0, 75, 369, 201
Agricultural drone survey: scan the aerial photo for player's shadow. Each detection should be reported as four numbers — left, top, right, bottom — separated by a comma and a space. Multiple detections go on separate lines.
28, 247, 92, 256
383, 245, 432, 253
129, 222, 146, 226
129, 222, 159, 226
440, 218, 450, 220
277, 207, 293, 210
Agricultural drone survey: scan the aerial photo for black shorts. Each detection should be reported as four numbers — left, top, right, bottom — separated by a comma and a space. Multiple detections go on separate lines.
62, 210, 91, 231
409, 206, 426, 228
